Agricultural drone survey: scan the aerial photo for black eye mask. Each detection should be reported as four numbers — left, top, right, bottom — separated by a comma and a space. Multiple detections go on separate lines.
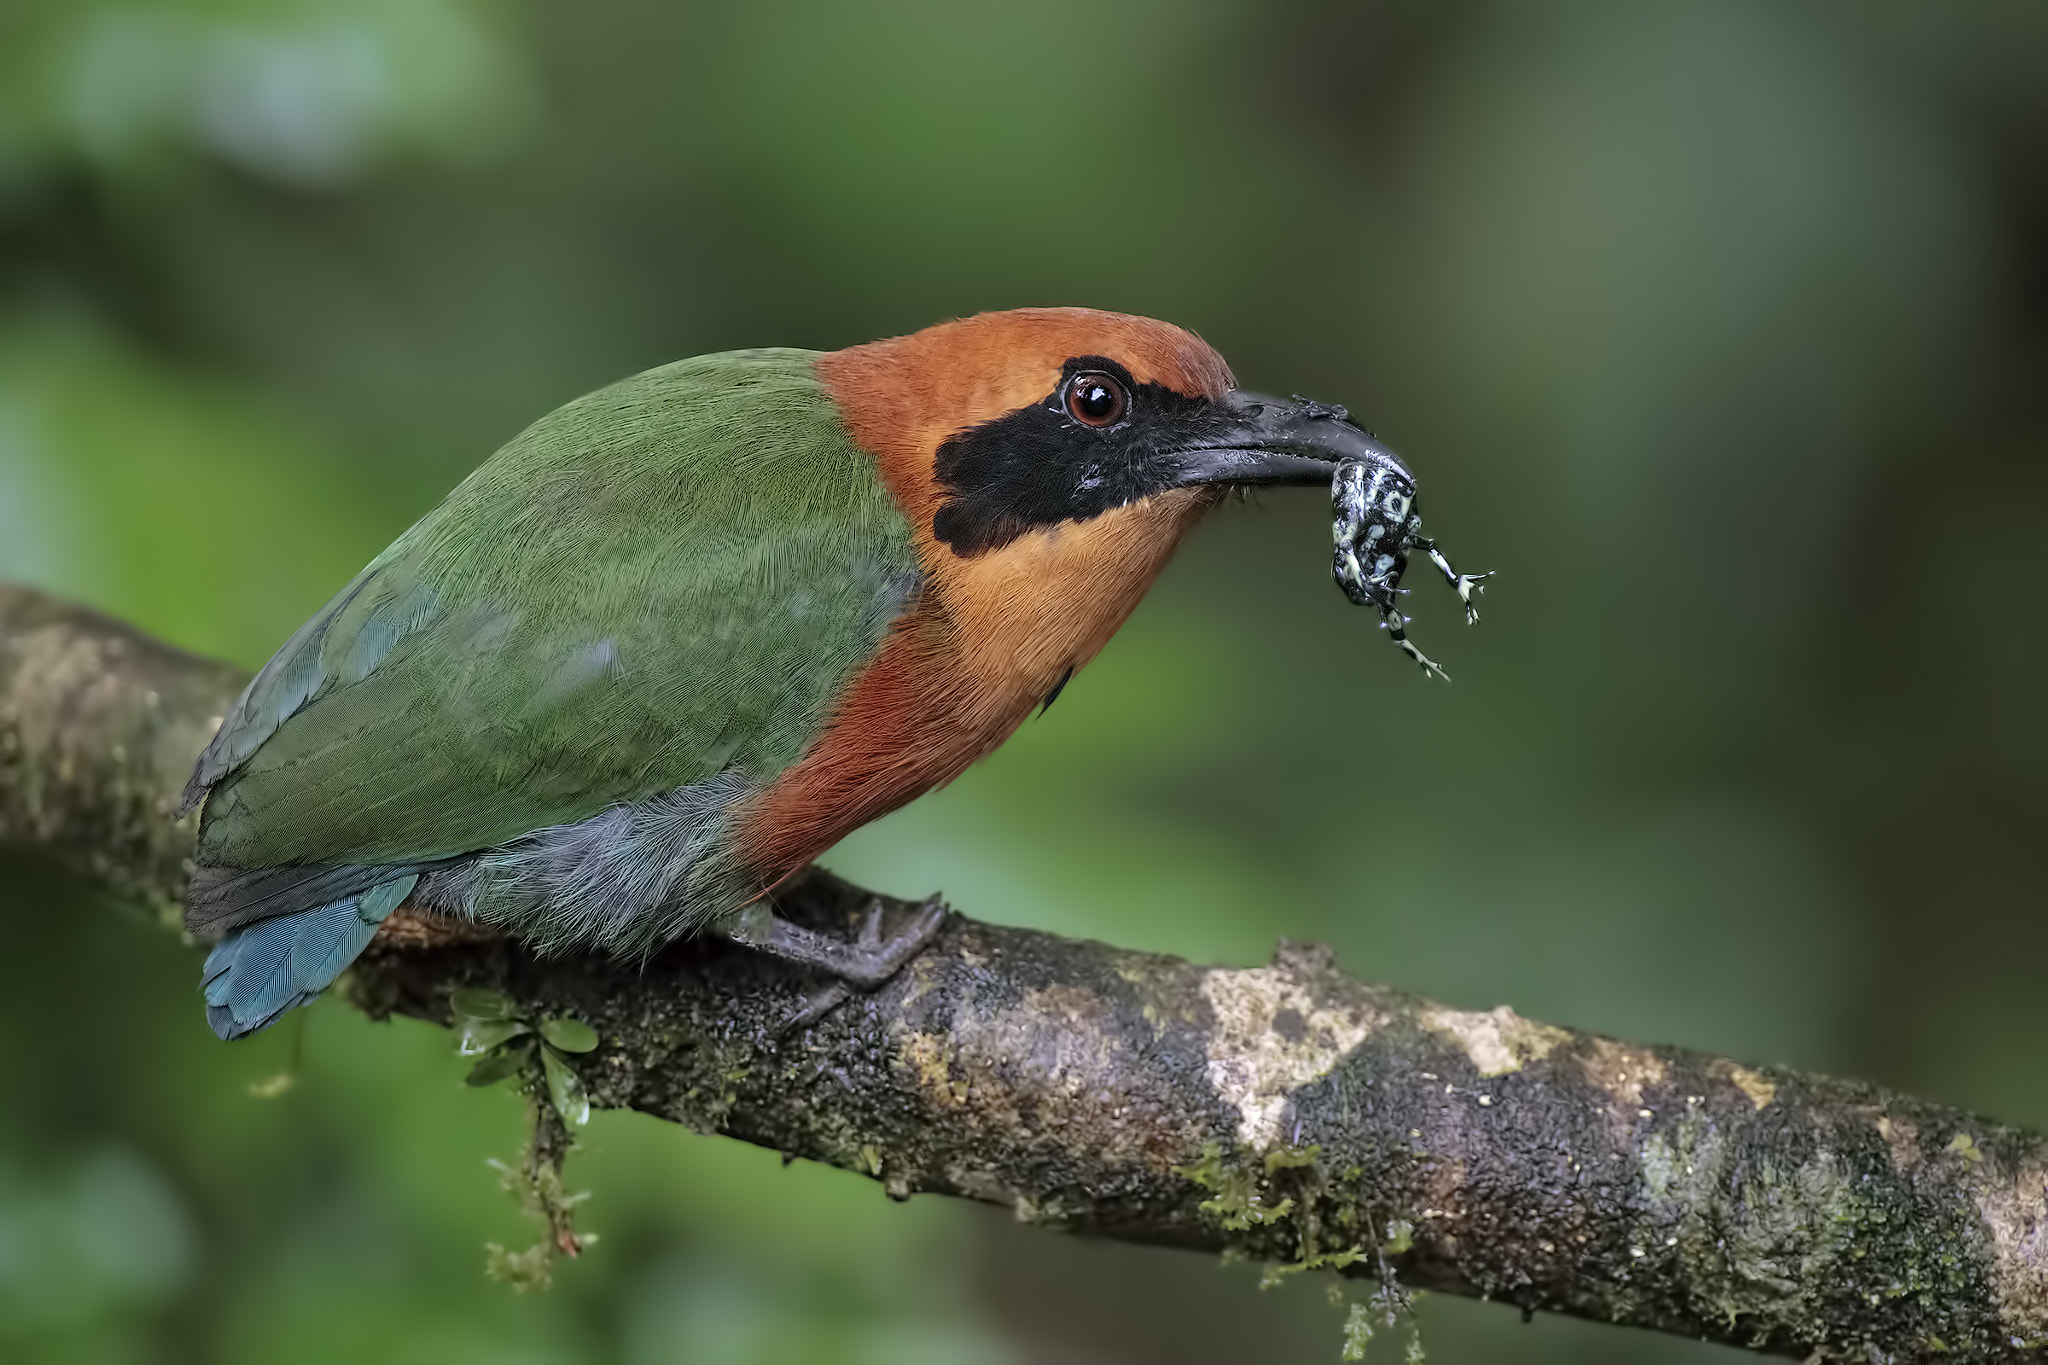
929, 357, 1222, 557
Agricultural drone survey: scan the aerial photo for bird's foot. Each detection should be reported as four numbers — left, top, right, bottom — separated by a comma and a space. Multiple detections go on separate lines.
728, 896, 950, 1033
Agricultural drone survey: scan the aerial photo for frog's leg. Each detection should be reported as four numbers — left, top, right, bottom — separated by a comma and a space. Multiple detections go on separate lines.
1410, 537, 1492, 625
1381, 607, 1450, 682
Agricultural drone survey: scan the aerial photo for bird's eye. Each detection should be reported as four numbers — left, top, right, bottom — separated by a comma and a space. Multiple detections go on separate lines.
1064, 372, 1128, 427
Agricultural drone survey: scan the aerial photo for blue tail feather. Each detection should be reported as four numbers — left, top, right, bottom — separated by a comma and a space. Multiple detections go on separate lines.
201, 873, 419, 1040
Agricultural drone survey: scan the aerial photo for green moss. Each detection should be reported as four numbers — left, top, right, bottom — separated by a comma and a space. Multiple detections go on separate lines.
680, 1059, 752, 1130
1342, 1302, 1376, 1360
1266, 1143, 1323, 1175
1259, 1243, 1363, 1289
1178, 1141, 1424, 1359
1339, 1282, 1425, 1363
483, 1113, 594, 1292
484, 1240, 557, 1293
1177, 1142, 1296, 1230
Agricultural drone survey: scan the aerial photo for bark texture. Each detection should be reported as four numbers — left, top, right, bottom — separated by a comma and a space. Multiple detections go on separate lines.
6, 580, 2048, 1362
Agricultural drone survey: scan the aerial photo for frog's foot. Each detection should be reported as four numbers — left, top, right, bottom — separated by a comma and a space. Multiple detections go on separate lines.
1382, 610, 1451, 682
1416, 540, 1493, 625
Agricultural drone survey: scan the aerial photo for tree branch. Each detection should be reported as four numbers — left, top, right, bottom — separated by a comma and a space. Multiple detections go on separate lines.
5, 580, 2047, 1362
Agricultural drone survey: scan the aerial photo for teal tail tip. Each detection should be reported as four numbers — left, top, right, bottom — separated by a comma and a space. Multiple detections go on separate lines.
199, 874, 419, 1040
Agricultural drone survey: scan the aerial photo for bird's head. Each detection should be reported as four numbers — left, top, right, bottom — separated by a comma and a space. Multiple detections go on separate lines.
818, 307, 1409, 559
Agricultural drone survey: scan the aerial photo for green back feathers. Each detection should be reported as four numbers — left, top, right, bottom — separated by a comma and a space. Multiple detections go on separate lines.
192, 349, 920, 872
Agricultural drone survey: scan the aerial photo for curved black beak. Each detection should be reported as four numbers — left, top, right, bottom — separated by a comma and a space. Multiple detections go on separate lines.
1165, 391, 1408, 489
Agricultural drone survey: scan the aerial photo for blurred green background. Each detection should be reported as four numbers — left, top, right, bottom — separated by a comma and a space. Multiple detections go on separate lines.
2, 1, 2045, 1361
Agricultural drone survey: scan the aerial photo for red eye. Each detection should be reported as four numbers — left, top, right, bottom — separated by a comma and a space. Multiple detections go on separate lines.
1064, 372, 1128, 427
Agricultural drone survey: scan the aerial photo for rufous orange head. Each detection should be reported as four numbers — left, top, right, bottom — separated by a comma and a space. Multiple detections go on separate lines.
819, 306, 1401, 560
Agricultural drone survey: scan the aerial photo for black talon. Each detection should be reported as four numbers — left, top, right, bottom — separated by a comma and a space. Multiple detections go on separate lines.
781, 982, 854, 1035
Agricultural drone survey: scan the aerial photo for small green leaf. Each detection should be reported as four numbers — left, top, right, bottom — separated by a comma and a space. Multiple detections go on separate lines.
450, 986, 518, 1023
539, 1017, 598, 1053
541, 1046, 590, 1126
457, 1018, 530, 1057
465, 1043, 532, 1087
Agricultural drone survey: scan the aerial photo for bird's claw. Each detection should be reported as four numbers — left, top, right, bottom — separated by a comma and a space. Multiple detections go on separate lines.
781, 982, 853, 1035
837, 895, 948, 987
767, 896, 951, 1035
854, 899, 888, 952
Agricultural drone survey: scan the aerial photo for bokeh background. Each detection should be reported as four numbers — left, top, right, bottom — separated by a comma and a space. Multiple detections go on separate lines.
3, 1, 2045, 1361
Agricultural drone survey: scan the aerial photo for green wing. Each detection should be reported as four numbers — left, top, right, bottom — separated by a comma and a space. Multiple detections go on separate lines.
190, 349, 919, 873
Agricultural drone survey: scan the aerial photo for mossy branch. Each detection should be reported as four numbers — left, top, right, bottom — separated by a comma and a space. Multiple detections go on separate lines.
6, 581, 2048, 1362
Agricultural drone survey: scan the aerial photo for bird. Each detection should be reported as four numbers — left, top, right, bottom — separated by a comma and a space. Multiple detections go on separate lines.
180, 306, 1417, 1040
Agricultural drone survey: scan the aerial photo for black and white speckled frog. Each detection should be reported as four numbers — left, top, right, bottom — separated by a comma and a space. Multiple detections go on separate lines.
1330, 442, 1491, 680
